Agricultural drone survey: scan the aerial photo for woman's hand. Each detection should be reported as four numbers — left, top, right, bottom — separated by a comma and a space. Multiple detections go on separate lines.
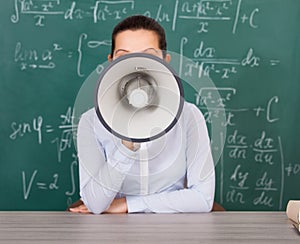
104, 198, 128, 214
69, 198, 128, 214
69, 203, 91, 214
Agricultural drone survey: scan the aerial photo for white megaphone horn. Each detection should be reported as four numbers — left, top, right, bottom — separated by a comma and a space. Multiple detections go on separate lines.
95, 53, 184, 142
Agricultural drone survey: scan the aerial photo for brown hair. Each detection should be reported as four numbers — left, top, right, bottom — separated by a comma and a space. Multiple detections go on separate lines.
111, 15, 167, 58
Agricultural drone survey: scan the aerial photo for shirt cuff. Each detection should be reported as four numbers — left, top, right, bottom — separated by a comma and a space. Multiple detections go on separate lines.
126, 196, 148, 213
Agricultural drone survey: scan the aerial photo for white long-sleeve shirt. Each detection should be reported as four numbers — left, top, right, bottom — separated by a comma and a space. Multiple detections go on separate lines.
77, 101, 215, 214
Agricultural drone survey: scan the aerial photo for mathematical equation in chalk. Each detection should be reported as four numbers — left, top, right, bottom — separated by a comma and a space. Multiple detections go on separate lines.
21, 154, 78, 200
221, 133, 285, 209
13, 34, 111, 77
11, 0, 135, 26
226, 130, 279, 164
10, 0, 280, 80
173, 0, 259, 34
194, 87, 280, 125
179, 38, 280, 80
9, 106, 76, 162
226, 167, 279, 208
10, 0, 260, 35
14, 36, 280, 81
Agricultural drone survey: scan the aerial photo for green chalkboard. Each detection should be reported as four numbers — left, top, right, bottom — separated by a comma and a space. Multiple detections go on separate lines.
1, 0, 300, 211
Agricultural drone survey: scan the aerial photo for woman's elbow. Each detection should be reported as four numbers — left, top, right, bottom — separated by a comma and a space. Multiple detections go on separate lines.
197, 199, 213, 213
81, 196, 109, 214
87, 203, 107, 214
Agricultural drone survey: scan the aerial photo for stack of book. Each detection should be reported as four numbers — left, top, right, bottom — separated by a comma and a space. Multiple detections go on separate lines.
286, 200, 300, 232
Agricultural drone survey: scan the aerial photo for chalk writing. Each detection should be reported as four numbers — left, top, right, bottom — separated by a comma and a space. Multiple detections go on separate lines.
172, 0, 260, 34
10, 0, 262, 37
14, 35, 111, 77
11, 0, 134, 26
179, 38, 279, 80
21, 147, 77, 201
196, 87, 236, 109
9, 107, 77, 162
143, 4, 171, 23
9, 116, 43, 144
253, 131, 277, 165
14, 42, 56, 71
195, 87, 280, 128
51, 107, 76, 162
65, 154, 78, 196
221, 134, 285, 209
22, 170, 38, 200
227, 130, 247, 159
22, 170, 59, 200
226, 164, 249, 204
10, 0, 279, 81
76, 33, 111, 77
285, 163, 300, 177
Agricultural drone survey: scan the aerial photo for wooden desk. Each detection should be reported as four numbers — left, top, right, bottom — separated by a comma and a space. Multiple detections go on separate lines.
0, 212, 299, 243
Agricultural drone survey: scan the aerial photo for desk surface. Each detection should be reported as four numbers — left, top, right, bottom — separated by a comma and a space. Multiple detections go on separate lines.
0, 211, 299, 243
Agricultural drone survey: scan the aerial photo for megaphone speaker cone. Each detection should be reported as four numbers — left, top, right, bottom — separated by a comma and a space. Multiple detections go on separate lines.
119, 72, 157, 109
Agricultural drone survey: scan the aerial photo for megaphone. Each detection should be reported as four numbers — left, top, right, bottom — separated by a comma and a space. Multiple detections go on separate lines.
95, 53, 184, 142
